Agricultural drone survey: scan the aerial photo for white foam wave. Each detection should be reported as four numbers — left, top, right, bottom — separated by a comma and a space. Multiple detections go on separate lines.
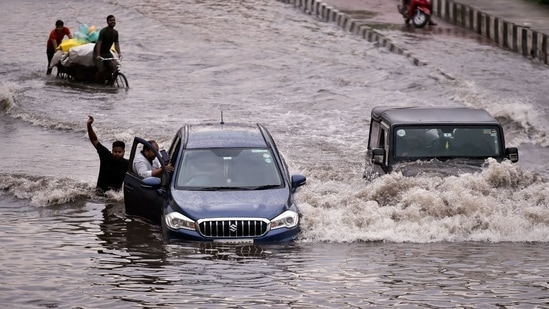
298, 159, 549, 243
0, 81, 19, 112
0, 173, 123, 207
7, 111, 82, 131
450, 80, 549, 147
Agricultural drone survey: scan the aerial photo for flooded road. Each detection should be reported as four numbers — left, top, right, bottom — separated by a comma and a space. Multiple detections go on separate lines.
1, 0, 549, 307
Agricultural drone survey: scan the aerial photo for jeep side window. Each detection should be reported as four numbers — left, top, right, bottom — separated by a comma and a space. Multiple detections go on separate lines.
369, 121, 381, 149
369, 121, 387, 149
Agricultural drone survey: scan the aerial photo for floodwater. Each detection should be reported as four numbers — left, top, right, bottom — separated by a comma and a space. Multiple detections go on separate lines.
2, 0, 549, 307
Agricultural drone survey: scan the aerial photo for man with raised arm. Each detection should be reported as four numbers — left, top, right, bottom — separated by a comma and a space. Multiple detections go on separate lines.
87, 116, 128, 193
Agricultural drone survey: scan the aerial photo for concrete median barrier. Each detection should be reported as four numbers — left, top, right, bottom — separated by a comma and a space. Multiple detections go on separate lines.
432, 0, 548, 64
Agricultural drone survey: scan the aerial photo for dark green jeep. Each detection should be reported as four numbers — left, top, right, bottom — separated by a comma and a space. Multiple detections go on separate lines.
364, 106, 519, 179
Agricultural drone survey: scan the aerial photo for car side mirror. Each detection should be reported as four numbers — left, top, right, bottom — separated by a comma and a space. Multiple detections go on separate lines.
141, 176, 161, 189
505, 147, 519, 163
371, 148, 386, 165
291, 174, 307, 191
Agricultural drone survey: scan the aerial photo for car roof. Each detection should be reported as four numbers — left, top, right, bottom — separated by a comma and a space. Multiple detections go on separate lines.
371, 106, 501, 126
184, 122, 270, 149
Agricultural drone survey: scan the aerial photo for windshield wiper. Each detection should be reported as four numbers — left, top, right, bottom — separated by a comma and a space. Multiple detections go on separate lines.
199, 186, 237, 191
250, 184, 281, 190
194, 185, 281, 191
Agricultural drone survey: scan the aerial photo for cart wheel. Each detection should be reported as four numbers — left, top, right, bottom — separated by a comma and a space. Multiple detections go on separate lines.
113, 72, 129, 88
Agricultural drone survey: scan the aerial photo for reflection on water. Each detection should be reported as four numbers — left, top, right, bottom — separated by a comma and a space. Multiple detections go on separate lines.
98, 203, 276, 267
1, 192, 549, 307
44, 78, 127, 95
99, 204, 283, 262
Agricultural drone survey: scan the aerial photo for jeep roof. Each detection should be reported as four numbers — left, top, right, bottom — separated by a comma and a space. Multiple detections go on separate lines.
371, 106, 501, 126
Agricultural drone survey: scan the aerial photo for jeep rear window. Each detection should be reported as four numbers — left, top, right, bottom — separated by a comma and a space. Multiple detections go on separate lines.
394, 126, 501, 159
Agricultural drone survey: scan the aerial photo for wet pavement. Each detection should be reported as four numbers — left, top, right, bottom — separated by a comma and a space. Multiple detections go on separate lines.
280, 0, 549, 64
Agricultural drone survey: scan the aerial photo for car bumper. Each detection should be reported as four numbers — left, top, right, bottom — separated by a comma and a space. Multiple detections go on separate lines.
163, 225, 300, 243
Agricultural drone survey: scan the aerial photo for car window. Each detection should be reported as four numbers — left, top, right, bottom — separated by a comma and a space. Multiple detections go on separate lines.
394, 126, 501, 159
168, 134, 181, 165
175, 148, 283, 189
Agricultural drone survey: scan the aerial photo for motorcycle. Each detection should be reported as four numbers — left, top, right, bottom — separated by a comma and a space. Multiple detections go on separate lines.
397, 0, 432, 28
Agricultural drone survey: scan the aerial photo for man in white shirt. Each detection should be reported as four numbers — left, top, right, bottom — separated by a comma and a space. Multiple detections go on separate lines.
133, 140, 173, 178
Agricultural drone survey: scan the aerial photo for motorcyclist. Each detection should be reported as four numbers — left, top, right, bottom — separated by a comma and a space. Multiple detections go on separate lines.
399, 0, 409, 15
399, 0, 438, 26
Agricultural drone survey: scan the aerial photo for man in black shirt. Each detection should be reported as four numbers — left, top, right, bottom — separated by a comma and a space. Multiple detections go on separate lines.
94, 15, 122, 83
87, 116, 128, 193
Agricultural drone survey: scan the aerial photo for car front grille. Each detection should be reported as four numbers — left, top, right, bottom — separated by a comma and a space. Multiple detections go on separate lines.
197, 218, 270, 238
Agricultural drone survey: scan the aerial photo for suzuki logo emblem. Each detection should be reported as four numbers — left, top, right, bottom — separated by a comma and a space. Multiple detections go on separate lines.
229, 224, 238, 232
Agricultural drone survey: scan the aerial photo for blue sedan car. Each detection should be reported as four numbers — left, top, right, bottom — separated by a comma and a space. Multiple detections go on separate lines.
123, 122, 307, 243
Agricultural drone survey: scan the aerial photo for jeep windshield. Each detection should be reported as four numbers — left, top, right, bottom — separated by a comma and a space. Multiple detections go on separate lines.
394, 126, 502, 160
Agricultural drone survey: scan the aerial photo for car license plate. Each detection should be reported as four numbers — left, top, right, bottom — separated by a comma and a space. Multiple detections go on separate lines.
213, 238, 253, 244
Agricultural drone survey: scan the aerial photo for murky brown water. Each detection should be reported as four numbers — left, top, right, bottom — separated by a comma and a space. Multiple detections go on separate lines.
2, 0, 549, 307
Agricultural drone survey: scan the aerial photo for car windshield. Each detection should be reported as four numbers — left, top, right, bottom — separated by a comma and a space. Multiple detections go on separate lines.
175, 148, 283, 189
394, 126, 502, 159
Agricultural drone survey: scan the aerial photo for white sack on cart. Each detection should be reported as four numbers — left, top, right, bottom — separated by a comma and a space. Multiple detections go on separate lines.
61, 43, 95, 67
49, 50, 64, 68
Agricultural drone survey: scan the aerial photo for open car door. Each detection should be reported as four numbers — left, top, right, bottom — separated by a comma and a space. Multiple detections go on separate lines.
123, 137, 171, 224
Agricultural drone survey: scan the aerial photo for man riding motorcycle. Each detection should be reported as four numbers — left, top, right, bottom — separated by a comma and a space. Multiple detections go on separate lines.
399, 0, 438, 26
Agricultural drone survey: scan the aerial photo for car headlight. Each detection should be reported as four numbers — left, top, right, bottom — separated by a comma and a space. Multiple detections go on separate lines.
164, 212, 196, 230
271, 210, 299, 230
